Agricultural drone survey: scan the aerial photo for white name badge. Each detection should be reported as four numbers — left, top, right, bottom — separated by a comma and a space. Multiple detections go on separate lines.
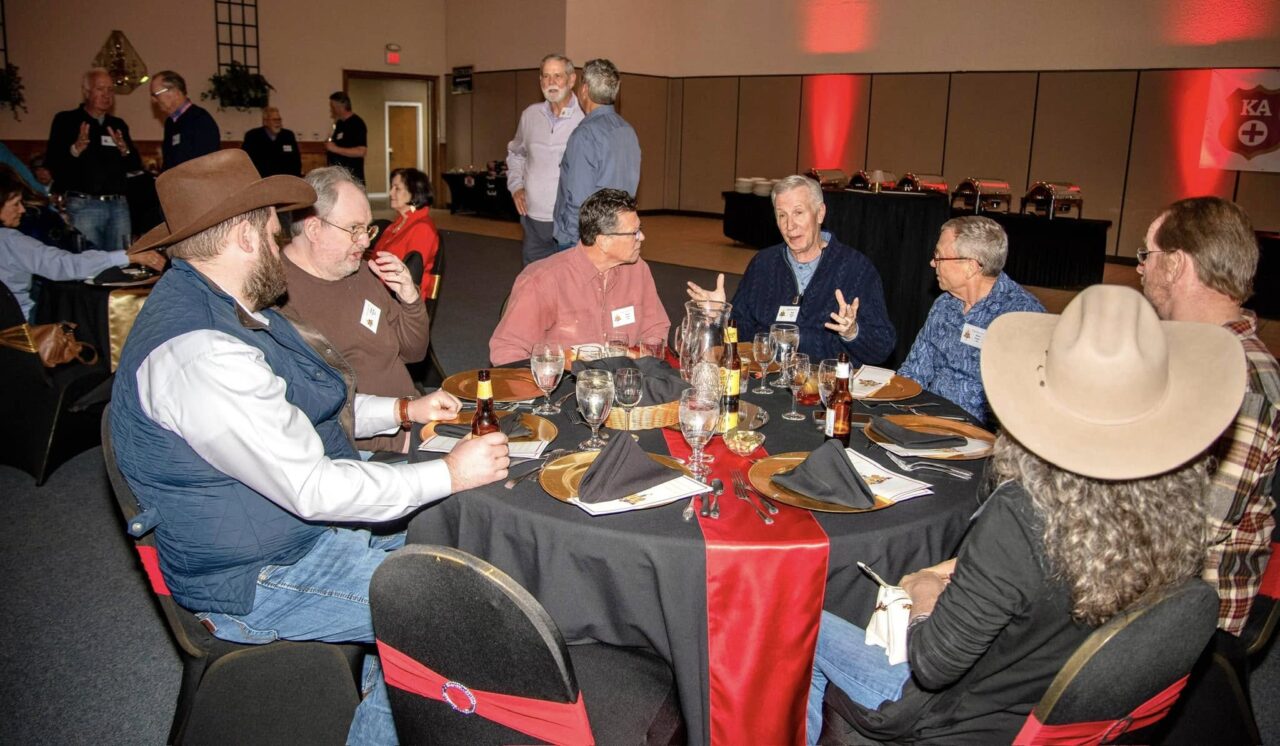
360, 299, 382, 333
776, 305, 800, 322
335, 131, 344, 141
282, 144, 294, 152
100, 135, 116, 147
960, 323, 986, 349
611, 305, 636, 328
171, 133, 181, 146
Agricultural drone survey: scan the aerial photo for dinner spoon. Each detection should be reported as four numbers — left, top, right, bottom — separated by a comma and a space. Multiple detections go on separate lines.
709, 479, 723, 519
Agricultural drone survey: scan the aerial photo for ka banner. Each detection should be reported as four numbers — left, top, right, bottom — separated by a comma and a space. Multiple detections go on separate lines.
1201, 68, 1280, 173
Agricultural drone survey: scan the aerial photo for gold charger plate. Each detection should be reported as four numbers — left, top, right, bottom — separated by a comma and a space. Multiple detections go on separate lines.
863, 414, 994, 460
419, 412, 557, 443
747, 452, 895, 514
539, 451, 690, 505
853, 375, 923, 402
442, 368, 545, 402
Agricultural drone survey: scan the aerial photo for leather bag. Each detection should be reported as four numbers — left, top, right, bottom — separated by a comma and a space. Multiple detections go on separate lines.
0, 322, 98, 367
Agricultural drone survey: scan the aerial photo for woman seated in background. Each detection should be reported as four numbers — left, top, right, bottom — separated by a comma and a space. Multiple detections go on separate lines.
807, 285, 1247, 745
373, 167, 439, 302
0, 169, 163, 320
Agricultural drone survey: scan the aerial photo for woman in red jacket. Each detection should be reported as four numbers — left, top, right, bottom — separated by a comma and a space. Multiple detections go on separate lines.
375, 167, 439, 300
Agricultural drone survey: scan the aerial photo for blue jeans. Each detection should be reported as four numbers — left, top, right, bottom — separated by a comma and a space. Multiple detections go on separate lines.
65, 194, 131, 252
807, 611, 912, 746
197, 528, 406, 745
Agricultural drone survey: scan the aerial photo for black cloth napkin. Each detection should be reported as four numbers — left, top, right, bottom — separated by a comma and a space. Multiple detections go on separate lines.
868, 416, 966, 449
90, 264, 158, 285
772, 440, 876, 509
577, 431, 678, 504
434, 414, 533, 440
571, 355, 690, 404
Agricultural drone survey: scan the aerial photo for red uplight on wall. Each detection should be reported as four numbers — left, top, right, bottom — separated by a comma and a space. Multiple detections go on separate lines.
803, 75, 864, 170
1170, 69, 1233, 198
802, 0, 876, 54
1163, 0, 1277, 45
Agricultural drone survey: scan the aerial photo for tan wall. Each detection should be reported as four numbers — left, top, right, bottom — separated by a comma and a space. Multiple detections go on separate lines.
866, 74, 950, 177
736, 77, 802, 183
619, 74, 669, 211
5, 0, 447, 142
445, 0, 566, 71
679, 78, 739, 213
798, 75, 871, 175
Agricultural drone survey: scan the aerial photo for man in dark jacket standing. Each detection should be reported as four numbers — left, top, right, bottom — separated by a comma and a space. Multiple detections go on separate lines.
242, 106, 302, 177
149, 70, 220, 171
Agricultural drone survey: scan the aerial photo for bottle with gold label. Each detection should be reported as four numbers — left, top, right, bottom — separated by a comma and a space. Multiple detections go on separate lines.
825, 353, 854, 446
471, 369, 500, 436
720, 321, 741, 409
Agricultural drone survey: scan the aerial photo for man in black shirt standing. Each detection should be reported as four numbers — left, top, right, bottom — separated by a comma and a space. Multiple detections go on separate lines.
45, 68, 141, 251
242, 106, 302, 177
325, 91, 367, 184
149, 70, 220, 171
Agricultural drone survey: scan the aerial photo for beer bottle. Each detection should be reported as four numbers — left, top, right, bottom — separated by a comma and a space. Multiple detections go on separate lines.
825, 353, 854, 446
471, 369, 500, 436
720, 321, 741, 409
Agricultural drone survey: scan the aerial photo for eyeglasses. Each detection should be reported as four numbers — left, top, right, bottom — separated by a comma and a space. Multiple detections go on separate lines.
931, 253, 970, 263
150, 87, 173, 98
601, 225, 643, 238
319, 217, 380, 243
1136, 248, 1168, 264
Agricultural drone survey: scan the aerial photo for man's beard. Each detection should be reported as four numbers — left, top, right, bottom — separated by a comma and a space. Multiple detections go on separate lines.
543, 86, 567, 104
245, 243, 289, 311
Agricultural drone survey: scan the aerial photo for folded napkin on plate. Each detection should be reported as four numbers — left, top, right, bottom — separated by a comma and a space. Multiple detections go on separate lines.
772, 439, 876, 509
572, 355, 690, 404
869, 416, 965, 449
434, 415, 532, 440
577, 432, 678, 504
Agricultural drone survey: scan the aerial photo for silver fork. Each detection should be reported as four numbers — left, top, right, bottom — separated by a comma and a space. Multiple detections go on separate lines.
731, 471, 773, 524
503, 448, 570, 489
883, 451, 973, 480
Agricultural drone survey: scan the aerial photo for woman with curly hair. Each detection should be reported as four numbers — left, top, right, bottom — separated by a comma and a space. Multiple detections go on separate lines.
806, 284, 1248, 745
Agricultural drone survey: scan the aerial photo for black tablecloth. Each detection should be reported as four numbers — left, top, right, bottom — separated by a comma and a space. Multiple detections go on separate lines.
407, 372, 982, 744
722, 189, 950, 368
32, 279, 117, 372
1247, 231, 1280, 320
958, 210, 1111, 289
443, 172, 519, 221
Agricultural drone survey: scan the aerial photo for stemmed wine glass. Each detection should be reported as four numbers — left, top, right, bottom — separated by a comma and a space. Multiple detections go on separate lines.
530, 342, 565, 415
679, 389, 720, 483
576, 369, 614, 451
614, 367, 643, 441
782, 352, 811, 421
751, 332, 775, 395
817, 358, 839, 424
770, 323, 799, 388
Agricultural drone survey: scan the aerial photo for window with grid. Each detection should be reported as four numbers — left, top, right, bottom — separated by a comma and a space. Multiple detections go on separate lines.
214, 0, 259, 72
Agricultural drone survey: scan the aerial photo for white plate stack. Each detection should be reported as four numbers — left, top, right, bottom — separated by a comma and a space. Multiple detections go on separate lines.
752, 178, 774, 197
734, 177, 755, 194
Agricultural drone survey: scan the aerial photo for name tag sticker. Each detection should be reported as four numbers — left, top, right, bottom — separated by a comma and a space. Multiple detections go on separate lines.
171, 133, 181, 146
611, 305, 636, 328
100, 135, 116, 147
282, 144, 294, 152
776, 305, 800, 322
360, 300, 381, 333
335, 132, 344, 141
960, 323, 986, 349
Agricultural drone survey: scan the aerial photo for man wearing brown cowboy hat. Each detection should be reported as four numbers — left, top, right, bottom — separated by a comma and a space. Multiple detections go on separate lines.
109, 149, 510, 742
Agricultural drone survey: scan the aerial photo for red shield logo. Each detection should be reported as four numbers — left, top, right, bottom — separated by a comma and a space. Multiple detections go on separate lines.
1218, 85, 1280, 160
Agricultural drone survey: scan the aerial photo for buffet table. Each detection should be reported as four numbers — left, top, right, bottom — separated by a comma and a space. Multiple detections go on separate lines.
407, 372, 984, 744
442, 171, 519, 221
959, 210, 1111, 289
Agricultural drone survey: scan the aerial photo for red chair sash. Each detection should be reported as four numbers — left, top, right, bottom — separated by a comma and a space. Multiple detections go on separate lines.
1258, 540, 1280, 598
135, 545, 171, 596
1013, 675, 1189, 745
376, 639, 595, 746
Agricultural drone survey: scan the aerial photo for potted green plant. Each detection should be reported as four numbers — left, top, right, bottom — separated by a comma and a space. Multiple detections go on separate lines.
202, 61, 274, 111
0, 63, 27, 120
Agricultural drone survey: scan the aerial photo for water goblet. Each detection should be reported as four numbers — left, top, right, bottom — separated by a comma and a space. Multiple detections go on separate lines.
575, 369, 614, 451
614, 367, 643, 441
606, 334, 630, 358
530, 342, 566, 415
770, 323, 799, 388
782, 352, 811, 421
679, 389, 720, 483
640, 336, 667, 361
817, 358, 839, 424
751, 332, 775, 394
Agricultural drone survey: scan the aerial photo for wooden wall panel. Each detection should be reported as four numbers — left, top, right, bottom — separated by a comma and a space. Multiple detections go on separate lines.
445, 76, 473, 171
470, 71, 519, 165
679, 77, 740, 213
665, 79, 684, 210
943, 73, 1037, 197
620, 74, 669, 211
1236, 172, 1280, 233
735, 76, 802, 180
798, 74, 871, 175
865, 74, 949, 176
515, 69, 543, 112
1119, 70, 1236, 259
1029, 71, 1137, 255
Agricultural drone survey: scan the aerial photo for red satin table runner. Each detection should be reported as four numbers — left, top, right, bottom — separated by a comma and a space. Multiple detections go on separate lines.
1012, 675, 1189, 745
376, 639, 595, 745
661, 429, 830, 745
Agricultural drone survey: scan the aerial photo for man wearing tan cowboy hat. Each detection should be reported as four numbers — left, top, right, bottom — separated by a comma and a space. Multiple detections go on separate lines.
109, 149, 510, 743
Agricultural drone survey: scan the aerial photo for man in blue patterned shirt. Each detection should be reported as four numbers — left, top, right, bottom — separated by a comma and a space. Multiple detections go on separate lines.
898, 216, 1044, 422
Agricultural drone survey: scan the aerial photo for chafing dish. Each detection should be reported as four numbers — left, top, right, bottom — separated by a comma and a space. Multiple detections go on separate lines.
894, 173, 948, 195
807, 168, 850, 189
848, 170, 897, 192
1020, 181, 1083, 219
950, 178, 1011, 214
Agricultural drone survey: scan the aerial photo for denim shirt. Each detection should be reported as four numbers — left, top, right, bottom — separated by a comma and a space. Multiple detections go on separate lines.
551, 105, 641, 246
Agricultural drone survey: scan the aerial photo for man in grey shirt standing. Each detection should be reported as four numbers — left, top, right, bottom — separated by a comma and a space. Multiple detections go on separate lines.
551, 58, 641, 251
507, 54, 584, 265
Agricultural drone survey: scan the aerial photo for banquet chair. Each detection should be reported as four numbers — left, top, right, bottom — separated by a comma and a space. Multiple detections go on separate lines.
101, 405, 364, 745
407, 233, 446, 387
370, 545, 685, 745
0, 282, 108, 485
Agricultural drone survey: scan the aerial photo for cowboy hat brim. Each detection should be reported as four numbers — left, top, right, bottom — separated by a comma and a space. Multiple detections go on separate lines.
981, 311, 1246, 480
129, 174, 315, 255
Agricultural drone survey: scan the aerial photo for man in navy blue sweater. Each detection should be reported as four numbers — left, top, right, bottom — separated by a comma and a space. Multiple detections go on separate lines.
688, 175, 895, 364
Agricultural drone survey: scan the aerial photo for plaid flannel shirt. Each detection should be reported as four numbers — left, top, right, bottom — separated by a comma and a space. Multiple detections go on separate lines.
1203, 312, 1280, 636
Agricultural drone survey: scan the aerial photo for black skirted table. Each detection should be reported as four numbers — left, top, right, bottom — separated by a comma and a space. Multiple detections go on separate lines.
33, 278, 154, 372
1247, 231, 1280, 320
442, 172, 519, 221
957, 210, 1111, 289
407, 372, 984, 744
